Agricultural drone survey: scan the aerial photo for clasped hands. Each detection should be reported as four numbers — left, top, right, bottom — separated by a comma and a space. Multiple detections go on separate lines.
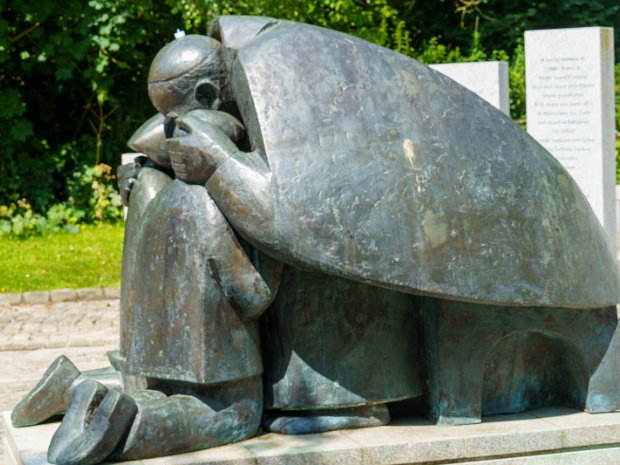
167, 113, 236, 185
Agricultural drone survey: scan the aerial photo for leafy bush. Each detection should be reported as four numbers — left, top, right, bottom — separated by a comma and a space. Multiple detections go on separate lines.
0, 163, 122, 238
617, 63, 620, 184
507, 40, 526, 124
617, 139, 620, 185
0, 0, 181, 213
66, 163, 123, 224
616, 63, 620, 134
394, 0, 619, 64
170, 0, 411, 54
0, 199, 50, 238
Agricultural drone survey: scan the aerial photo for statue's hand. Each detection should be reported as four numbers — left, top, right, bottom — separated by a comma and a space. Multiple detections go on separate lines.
167, 113, 237, 185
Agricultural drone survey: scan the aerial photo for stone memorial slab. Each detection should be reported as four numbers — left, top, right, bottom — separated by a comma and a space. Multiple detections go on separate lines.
430, 61, 510, 114
525, 27, 616, 250
120, 153, 138, 218
121, 153, 135, 167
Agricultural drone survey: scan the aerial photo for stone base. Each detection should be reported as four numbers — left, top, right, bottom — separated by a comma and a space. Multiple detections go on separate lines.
4, 408, 620, 465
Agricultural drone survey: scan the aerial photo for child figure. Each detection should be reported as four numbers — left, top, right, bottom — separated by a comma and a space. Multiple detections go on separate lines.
12, 53, 281, 464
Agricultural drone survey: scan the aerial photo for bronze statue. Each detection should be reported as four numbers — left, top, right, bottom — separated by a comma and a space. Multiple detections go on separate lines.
12, 15, 620, 465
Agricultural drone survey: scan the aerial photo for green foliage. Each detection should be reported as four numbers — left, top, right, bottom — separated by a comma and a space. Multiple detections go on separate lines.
413, 32, 506, 64
392, 0, 620, 63
0, 0, 182, 213
616, 64, 620, 184
168, 0, 411, 53
0, 199, 50, 238
0, 223, 123, 292
66, 163, 123, 224
0, 197, 84, 239
508, 41, 526, 123
616, 64, 620, 131
0, 163, 122, 238
616, 138, 620, 185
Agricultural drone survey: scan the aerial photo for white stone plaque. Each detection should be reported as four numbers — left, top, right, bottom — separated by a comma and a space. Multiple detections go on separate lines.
121, 153, 136, 167
430, 61, 510, 114
525, 27, 616, 251
121, 153, 138, 219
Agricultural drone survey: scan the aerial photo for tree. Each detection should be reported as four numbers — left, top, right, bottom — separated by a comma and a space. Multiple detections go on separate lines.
0, 0, 182, 210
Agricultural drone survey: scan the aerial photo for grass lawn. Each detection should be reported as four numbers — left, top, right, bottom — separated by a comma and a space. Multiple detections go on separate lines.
0, 223, 124, 293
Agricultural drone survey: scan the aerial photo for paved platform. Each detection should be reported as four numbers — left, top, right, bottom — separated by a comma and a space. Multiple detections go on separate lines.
0, 300, 120, 465
5, 407, 620, 465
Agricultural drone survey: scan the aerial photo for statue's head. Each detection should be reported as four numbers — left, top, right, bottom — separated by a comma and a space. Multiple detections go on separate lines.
148, 35, 224, 117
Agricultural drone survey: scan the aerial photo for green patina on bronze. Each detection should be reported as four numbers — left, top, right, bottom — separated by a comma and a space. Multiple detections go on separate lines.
11, 15, 620, 465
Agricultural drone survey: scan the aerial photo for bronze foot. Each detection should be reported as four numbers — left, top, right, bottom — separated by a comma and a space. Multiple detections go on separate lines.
12, 355, 80, 427
48, 379, 137, 465
264, 403, 390, 434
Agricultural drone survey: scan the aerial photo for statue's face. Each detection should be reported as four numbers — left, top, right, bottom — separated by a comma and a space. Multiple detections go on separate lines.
148, 35, 224, 118
148, 75, 221, 118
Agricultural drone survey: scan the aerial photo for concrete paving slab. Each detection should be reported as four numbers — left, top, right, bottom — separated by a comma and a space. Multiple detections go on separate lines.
342, 412, 562, 464
244, 430, 363, 465
49, 290, 77, 303
0, 298, 120, 465
102, 288, 120, 299
75, 288, 104, 301
5, 409, 620, 465
530, 406, 620, 448
0, 294, 21, 306
20, 293, 48, 306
